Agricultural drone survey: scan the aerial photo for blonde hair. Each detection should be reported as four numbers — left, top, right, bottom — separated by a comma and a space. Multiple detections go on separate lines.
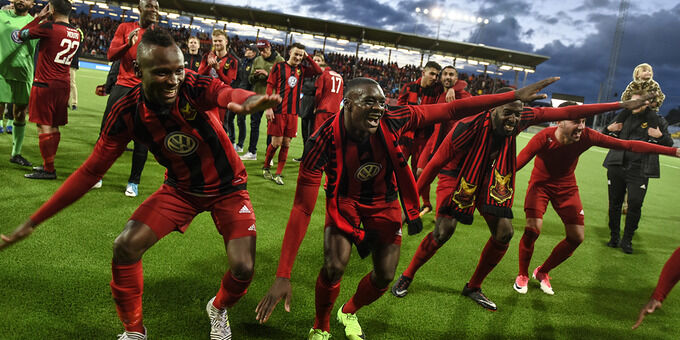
633, 63, 653, 81
212, 29, 228, 40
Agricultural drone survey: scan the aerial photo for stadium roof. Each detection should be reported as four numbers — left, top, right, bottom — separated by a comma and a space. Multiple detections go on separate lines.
152, 0, 549, 70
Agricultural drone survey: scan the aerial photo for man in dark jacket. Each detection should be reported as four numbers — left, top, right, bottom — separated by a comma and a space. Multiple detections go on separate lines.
603, 91, 674, 254
227, 44, 258, 152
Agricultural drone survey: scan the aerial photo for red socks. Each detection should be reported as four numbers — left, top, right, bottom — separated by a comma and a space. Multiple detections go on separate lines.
313, 269, 341, 332
38, 132, 60, 172
468, 237, 509, 289
110, 261, 145, 333
403, 232, 441, 278
263, 144, 277, 169
276, 145, 288, 175
652, 247, 680, 302
538, 238, 581, 275
213, 270, 253, 309
518, 228, 540, 276
342, 272, 387, 315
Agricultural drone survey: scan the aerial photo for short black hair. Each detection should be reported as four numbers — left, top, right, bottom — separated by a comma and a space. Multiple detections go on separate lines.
424, 61, 442, 71
289, 42, 305, 51
558, 101, 579, 108
345, 77, 380, 98
495, 87, 515, 94
140, 27, 176, 48
441, 65, 457, 74
50, 0, 72, 16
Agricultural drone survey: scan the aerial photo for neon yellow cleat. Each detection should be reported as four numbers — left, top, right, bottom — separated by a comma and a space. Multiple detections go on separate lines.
336, 304, 366, 339
308, 328, 331, 340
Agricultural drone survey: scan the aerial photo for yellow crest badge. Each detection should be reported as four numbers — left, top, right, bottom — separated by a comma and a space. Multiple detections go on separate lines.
641, 122, 648, 129
223, 62, 231, 72
164, 131, 198, 156
354, 162, 382, 181
179, 102, 197, 121
490, 169, 513, 203
452, 177, 477, 209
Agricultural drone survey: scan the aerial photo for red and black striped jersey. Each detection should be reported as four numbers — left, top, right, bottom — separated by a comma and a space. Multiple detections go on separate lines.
15, 18, 81, 84
101, 71, 248, 195
267, 55, 322, 115
398, 78, 444, 106
314, 67, 344, 115
198, 52, 238, 86
184, 52, 203, 72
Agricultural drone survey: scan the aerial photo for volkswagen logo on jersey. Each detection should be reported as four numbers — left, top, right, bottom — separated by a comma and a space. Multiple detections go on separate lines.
354, 162, 382, 181
164, 132, 198, 156
287, 75, 298, 88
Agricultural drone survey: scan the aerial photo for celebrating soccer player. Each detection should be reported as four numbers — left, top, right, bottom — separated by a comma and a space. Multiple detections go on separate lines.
392, 87, 655, 311
14, 0, 82, 180
512, 101, 679, 296
0, 28, 281, 340
255, 77, 557, 339
262, 43, 322, 185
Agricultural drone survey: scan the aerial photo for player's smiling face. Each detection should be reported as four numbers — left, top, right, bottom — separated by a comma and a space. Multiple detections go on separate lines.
288, 47, 304, 67
12, 0, 33, 14
212, 34, 227, 53
491, 100, 523, 137
421, 67, 438, 88
441, 68, 458, 89
139, 0, 159, 27
559, 118, 586, 143
187, 38, 199, 53
138, 44, 185, 108
345, 84, 387, 141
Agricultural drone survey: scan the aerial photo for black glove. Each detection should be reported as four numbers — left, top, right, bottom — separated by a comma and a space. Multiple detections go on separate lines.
406, 217, 423, 235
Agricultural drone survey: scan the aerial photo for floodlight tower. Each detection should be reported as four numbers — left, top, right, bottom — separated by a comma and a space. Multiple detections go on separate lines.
595, 0, 629, 128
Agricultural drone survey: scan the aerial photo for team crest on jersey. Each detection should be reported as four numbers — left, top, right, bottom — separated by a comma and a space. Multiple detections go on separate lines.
179, 101, 197, 120
490, 169, 513, 203
354, 162, 382, 181
452, 177, 476, 209
287, 75, 298, 88
164, 131, 198, 156
641, 122, 648, 129
194, 61, 200, 68
246, 66, 251, 72
223, 61, 231, 72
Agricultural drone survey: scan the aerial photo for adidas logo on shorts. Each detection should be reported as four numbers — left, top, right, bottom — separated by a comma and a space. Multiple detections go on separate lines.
239, 205, 251, 214
248, 224, 256, 231
579, 209, 584, 215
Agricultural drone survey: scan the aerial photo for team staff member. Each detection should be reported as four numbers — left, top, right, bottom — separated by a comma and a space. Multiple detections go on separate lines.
227, 43, 258, 152
603, 90, 673, 254
0, 28, 281, 340
104, 0, 159, 197
513, 102, 679, 296
14, 0, 82, 180
262, 43, 322, 185
393, 86, 653, 311
255, 77, 558, 340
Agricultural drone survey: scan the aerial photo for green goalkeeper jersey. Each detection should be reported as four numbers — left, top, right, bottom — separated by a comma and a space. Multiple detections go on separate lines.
0, 9, 37, 82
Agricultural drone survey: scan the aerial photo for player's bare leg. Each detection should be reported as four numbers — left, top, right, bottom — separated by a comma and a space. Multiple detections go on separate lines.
515, 218, 543, 293
462, 215, 512, 311
9, 104, 31, 166
25, 124, 60, 179
110, 221, 160, 338
393, 216, 456, 297
310, 226, 352, 337
533, 224, 584, 295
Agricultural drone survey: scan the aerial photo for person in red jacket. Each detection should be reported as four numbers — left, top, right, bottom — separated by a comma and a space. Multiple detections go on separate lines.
0, 28, 281, 340
262, 43, 322, 185
415, 66, 471, 215
13, 1, 81, 180
633, 247, 680, 329
392, 88, 654, 311
313, 54, 344, 132
254, 77, 557, 340
513, 102, 679, 296
102, 0, 159, 197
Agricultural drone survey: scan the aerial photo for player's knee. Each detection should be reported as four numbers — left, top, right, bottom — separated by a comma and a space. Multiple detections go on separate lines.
433, 220, 456, 244
230, 261, 254, 281
112, 234, 143, 263
372, 271, 394, 289
494, 229, 514, 244
567, 234, 584, 245
323, 262, 346, 283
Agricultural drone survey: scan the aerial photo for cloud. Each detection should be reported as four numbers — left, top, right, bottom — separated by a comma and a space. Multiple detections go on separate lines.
470, 16, 535, 52
477, 0, 533, 18
573, 0, 615, 11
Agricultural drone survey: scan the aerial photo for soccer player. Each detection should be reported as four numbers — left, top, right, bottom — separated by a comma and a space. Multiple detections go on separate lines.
312, 54, 344, 132
254, 77, 557, 340
392, 88, 654, 311
198, 29, 238, 86
0, 0, 38, 167
104, 0, 159, 197
262, 42, 322, 185
632, 247, 680, 330
415, 65, 470, 215
183, 36, 202, 72
14, 0, 82, 180
513, 102, 679, 296
0, 28, 281, 340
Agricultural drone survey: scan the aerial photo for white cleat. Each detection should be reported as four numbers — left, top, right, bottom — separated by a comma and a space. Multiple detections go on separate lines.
116, 327, 147, 340
239, 152, 257, 161
513, 274, 528, 294
206, 296, 232, 340
533, 266, 555, 295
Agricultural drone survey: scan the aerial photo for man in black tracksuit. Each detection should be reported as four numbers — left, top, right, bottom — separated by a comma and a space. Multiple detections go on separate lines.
603, 92, 673, 254
227, 44, 258, 151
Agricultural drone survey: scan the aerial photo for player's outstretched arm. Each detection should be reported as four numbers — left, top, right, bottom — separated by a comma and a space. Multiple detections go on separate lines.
620, 92, 656, 110
255, 277, 292, 323
0, 220, 37, 251
632, 298, 662, 330
514, 76, 559, 102
227, 93, 281, 114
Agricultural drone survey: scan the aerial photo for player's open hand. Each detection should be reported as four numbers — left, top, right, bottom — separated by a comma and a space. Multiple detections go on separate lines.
264, 108, 275, 122
647, 127, 662, 139
445, 87, 456, 103
607, 122, 623, 132
621, 92, 655, 110
37, 3, 52, 20
128, 28, 140, 47
255, 277, 292, 324
0, 220, 36, 251
228, 94, 281, 115
514, 77, 559, 102
632, 298, 662, 330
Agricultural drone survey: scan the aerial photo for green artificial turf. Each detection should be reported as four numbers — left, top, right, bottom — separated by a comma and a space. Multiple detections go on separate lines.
0, 68, 678, 339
